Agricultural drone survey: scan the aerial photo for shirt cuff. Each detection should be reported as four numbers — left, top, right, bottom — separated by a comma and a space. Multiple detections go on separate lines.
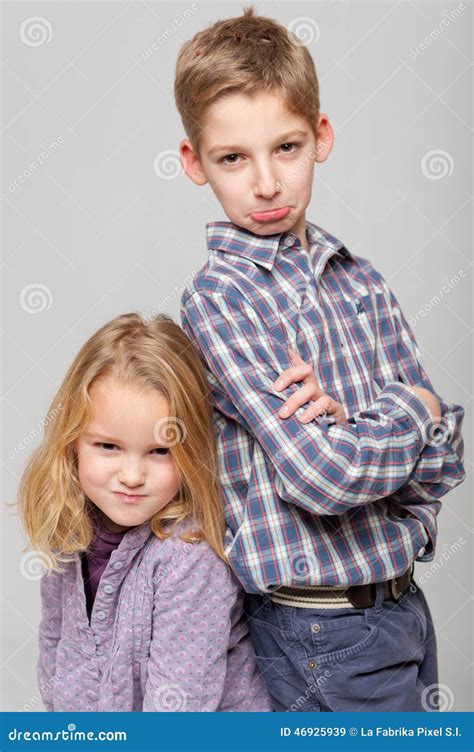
374, 382, 434, 447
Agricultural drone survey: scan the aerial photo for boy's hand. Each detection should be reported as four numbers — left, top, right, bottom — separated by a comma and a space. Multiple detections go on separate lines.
273, 349, 347, 424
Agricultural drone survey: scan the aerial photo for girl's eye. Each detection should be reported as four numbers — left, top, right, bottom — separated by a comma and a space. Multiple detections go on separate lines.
94, 443, 169, 456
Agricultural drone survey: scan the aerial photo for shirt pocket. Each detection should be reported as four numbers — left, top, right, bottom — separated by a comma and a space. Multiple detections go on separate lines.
336, 291, 398, 391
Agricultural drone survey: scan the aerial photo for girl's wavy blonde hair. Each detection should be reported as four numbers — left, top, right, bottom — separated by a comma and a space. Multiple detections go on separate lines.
18, 313, 226, 571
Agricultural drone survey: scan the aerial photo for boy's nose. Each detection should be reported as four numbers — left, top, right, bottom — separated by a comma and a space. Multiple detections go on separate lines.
254, 165, 282, 200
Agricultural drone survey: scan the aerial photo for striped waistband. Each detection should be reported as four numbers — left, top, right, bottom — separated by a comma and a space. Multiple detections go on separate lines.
270, 587, 355, 610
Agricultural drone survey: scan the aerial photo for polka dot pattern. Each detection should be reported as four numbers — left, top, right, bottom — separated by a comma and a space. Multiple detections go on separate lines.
37, 517, 272, 712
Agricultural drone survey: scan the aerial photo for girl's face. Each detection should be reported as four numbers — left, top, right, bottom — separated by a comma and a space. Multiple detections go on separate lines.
75, 377, 181, 533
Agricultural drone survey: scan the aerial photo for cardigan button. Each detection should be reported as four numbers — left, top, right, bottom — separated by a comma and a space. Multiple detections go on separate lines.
103, 584, 114, 594
85, 689, 99, 701
96, 610, 106, 620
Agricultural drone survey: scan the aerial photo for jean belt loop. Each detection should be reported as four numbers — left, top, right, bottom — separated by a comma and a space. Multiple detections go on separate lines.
373, 581, 385, 613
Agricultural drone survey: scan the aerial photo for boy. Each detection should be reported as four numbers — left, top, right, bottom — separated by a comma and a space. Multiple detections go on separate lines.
175, 7, 465, 711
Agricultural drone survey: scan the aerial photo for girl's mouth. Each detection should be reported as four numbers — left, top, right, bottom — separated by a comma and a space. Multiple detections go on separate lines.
114, 492, 146, 503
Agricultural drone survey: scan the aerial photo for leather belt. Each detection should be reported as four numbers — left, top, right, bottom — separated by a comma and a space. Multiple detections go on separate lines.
270, 564, 414, 609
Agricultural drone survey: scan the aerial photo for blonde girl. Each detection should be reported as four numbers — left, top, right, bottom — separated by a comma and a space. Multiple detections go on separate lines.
18, 312, 272, 712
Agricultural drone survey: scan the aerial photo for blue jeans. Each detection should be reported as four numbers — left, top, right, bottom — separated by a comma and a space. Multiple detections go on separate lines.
245, 580, 439, 712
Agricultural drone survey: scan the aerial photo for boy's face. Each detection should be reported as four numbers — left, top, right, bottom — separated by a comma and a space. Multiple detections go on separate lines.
180, 91, 333, 248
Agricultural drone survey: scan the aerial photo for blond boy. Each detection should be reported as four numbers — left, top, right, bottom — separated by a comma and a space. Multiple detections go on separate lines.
175, 7, 465, 711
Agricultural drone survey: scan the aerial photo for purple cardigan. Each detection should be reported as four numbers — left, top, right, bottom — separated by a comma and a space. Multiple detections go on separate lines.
37, 517, 272, 712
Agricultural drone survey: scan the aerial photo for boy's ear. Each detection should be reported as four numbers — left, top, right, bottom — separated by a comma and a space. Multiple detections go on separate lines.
179, 139, 208, 186
314, 113, 334, 163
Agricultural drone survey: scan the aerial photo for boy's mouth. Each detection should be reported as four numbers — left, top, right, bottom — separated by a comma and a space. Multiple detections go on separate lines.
250, 206, 290, 223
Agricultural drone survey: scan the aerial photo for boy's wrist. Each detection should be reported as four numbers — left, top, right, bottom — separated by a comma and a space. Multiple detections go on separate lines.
373, 382, 435, 446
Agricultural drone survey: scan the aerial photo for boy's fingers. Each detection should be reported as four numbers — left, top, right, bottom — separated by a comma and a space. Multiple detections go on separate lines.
273, 364, 312, 390
298, 396, 340, 424
278, 383, 317, 417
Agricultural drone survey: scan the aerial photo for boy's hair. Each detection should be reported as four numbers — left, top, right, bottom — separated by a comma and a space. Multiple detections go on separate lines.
18, 313, 226, 570
174, 5, 320, 156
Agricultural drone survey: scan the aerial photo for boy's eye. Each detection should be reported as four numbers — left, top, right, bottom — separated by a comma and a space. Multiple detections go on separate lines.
220, 143, 300, 165
280, 142, 299, 153
220, 153, 241, 165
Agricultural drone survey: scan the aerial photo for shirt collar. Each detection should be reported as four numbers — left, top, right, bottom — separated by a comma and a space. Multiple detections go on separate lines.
206, 219, 350, 271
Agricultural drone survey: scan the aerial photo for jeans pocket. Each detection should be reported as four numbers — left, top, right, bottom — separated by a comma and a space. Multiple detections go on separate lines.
309, 610, 379, 665
397, 585, 428, 644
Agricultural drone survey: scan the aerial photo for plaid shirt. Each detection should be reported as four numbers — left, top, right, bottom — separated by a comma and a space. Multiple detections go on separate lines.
180, 220, 465, 594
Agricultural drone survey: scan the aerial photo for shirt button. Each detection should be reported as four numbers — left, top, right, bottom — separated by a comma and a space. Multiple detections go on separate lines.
96, 610, 106, 620
311, 623, 321, 634
94, 635, 101, 645
284, 236, 294, 248
103, 584, 114, 594
418, 548, 425, 557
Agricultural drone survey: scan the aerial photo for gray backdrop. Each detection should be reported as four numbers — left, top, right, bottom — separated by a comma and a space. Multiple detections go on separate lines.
1, 0, 472, 711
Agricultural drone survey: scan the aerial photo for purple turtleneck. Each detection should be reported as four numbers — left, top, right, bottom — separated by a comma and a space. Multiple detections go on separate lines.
82, 506, 127, 619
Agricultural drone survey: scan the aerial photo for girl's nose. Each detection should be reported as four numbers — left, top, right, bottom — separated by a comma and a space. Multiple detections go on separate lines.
117, 461, 145, 487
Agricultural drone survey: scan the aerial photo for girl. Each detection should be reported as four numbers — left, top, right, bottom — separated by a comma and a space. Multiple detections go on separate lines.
18, 312, 272, 712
